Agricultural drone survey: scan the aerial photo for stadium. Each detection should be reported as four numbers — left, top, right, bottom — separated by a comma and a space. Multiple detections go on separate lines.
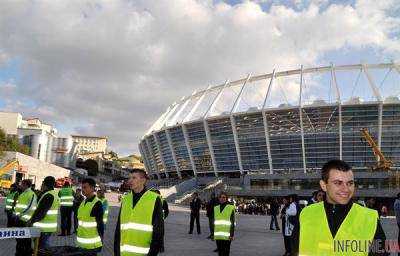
139, 63, 400, 197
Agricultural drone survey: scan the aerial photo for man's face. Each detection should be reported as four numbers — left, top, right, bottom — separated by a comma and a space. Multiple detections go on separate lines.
82, 183, 94, 197
20, 182, 28, 191
320, 169, 355, 205
219, 194, 227, 204
129, 172, 146, 191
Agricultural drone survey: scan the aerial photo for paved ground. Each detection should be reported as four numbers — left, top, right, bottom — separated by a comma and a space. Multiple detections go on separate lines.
0, 201, 399, 255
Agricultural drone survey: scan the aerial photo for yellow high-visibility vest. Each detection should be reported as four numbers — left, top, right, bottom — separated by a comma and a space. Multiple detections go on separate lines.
299, 202, 378, 256
214, 204, 235, 241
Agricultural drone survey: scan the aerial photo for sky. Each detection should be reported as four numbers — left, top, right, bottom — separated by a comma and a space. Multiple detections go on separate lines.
0, 0, 399, 156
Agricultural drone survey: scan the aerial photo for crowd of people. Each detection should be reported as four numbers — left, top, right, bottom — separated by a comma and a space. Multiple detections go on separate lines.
2, 159, 398, 256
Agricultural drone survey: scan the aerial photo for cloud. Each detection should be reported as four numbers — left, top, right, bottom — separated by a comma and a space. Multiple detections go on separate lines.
0, 0, 399, 154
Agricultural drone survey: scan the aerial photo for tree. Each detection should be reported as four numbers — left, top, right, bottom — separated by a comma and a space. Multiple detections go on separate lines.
0, 127, 30, 157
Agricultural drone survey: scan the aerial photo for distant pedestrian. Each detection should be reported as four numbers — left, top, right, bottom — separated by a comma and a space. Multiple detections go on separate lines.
394, 193, 400, 256
73, 188, 85, 233
97, 189, 109, 227
189, 192, 201, 235
286, 194, 300, 256
4, 183, 19, 227
206, 192, 219, 239
280, 196, 291, 256
58, 181, 74, 236
14, 179, 37, 256
269, 197, 280, 230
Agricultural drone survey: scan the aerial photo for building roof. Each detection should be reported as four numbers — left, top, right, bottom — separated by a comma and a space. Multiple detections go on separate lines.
71, 135, 108, 140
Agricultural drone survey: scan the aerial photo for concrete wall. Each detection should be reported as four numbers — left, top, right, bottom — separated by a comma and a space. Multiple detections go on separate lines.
0, 112, 22, 135
2, 151, 70, 187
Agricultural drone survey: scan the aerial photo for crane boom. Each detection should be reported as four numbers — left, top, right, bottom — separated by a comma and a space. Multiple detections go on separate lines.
360, 128, 393, 171
0, 159, 19, 176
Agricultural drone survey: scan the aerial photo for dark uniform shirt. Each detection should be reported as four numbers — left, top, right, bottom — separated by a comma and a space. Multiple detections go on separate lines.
114, 188, 164, 256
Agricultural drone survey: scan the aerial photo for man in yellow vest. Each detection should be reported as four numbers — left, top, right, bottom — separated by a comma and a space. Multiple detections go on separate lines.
212, 192, 235, 256
14, 179, 37, 256
114, 169, 164, 256
4, 183, 19, 227
58, 181, 74, 236
26, 176, 60, 249
97, 189, 109, 227
299, 159, 388, 256
76, 178, 104, 255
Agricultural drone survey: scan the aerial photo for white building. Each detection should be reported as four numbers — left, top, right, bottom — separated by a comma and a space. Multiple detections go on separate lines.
51, 136, 78, 168
72, 135, 108, 154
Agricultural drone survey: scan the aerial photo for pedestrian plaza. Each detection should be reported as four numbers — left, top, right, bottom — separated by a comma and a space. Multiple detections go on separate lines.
0, 203, 398, 255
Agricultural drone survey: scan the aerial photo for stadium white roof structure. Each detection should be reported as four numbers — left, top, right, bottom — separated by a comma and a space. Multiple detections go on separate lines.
145, 62, 400, 137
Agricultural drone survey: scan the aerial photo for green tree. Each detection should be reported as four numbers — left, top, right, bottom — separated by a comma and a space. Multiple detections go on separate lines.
0, 127, 30, 157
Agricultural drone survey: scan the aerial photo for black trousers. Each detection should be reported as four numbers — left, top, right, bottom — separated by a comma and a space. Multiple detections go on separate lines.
60, 206, 73, 234
189, 212, 201, 234
216, 240, 231, 256
270, 215, 280, 230
283, 235, 291, 254
73, 207, 79, 232
15, 219, 32, 256
208, 216, 213, 235
6, 211, 14, 227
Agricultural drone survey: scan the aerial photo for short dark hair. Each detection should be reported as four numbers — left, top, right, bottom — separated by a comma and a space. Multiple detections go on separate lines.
321, 159, 351, 182
43, 176, 56, 188
21, 179, 32, 188
219, 191, 228, 198
132, 169, 149, 180
82, 178, 96, 188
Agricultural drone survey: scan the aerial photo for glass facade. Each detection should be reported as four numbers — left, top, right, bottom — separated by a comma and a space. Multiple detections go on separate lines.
342, 104, 379, 168
382, 104, 400, 164
208, 117, 239, 171
186, 122, 214, 173
302, 106, 340, 169
168, 126, 192, 172
265, 109, 303, 170
148, 135, 164, 172
155, 131, 176, 173
234, 113, 269, 170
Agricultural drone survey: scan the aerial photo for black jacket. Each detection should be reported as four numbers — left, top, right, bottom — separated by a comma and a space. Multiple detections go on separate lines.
190, 197, 202, 214
114, 188, 164, 256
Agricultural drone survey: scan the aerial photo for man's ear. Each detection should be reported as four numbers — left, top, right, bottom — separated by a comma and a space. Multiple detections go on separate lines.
320, 179, 327, 192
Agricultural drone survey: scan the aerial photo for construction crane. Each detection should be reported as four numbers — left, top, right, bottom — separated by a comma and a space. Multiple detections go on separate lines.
360, 128, 393, 171
0, 159, 19, 189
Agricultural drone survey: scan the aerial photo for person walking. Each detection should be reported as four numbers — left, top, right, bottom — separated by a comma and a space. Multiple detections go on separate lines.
189, 192, 202, 235
73, 188, 85, 233
58, 181, 74, 236
28, 176, 60, 250
4, 183, 19, 227
394, 193, 400, 256
76, 178, 104, 255
280, 196, 291, 256
13, 179, 37, 256
114, 169, 164, 256
97, 189, 109, 227
269, 197, 280, 230
299, 159, 388, 256
206, 192, 219, 239
212, 192, 235, 256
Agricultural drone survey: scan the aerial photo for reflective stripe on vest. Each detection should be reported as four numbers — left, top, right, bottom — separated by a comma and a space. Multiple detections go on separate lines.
299, 202, 378, 256
214, 204, 235, 241
33, 190, 60, 233
5, 191, 17, 211
77, 196, 103, 249
100, 198, 109, 224
14, 188, 37, 222
59, 187, 74, 207
120, 190, 158, 256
